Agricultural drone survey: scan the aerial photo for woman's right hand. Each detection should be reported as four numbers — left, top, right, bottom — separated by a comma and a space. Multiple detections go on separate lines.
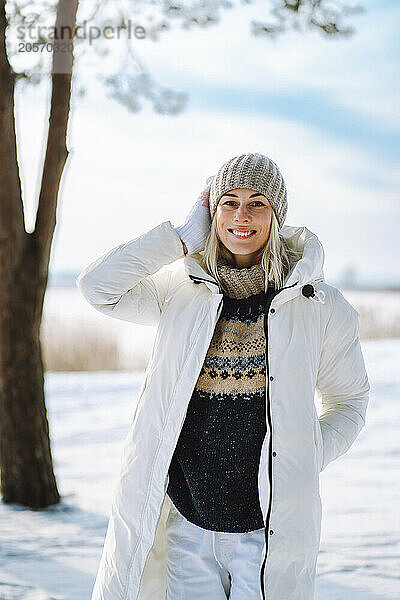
175, 176, 214, 255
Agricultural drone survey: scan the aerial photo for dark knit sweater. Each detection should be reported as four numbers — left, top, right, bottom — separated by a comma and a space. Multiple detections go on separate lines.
166, 258, 276, 533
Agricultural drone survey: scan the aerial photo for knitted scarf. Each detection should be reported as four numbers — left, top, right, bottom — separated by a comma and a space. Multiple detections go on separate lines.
215, 256, 266, 299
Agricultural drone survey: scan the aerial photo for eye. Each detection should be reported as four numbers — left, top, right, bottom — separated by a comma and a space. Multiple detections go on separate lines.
222, 200, 267, 207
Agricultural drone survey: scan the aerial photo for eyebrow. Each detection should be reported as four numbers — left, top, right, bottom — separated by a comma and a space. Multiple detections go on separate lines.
221, 192, 266, 199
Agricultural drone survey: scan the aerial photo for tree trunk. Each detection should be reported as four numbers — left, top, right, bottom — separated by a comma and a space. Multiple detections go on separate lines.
0, 234, 60, 508
0, 0, 78, 508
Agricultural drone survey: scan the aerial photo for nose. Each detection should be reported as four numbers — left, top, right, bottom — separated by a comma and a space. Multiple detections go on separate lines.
233, 205, 251, 221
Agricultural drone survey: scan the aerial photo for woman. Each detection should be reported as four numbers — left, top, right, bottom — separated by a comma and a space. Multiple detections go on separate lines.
77, 152, 370, 600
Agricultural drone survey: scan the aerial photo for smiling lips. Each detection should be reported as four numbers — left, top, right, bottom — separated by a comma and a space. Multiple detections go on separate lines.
228, 228, 256, 239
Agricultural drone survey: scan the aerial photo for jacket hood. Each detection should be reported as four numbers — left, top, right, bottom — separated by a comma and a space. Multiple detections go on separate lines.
280, 224, 325, 288
184, 224, 325, 291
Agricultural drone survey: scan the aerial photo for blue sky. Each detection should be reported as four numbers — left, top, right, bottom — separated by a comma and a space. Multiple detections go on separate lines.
14, 0, 400, 286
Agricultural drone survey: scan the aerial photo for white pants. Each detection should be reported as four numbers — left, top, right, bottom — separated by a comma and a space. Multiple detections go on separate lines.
165, 502, 266, 599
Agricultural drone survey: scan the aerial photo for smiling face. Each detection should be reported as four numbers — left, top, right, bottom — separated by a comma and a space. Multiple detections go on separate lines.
216, 187, 273, 268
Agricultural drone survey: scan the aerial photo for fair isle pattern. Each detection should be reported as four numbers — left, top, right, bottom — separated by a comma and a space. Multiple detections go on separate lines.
209, 152, 288, 229
167, 261, 277, 533
195, 293, 267, 402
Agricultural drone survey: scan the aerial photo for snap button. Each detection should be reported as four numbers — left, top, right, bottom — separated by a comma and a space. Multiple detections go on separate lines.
269, 530, 274, 535
270, 376, 274, 381
272, 451, 276, 457
302, 284, 315, 298
270, 308, 275, 313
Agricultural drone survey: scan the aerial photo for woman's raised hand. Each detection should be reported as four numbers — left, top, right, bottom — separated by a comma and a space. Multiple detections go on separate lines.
175, 176, 214, 255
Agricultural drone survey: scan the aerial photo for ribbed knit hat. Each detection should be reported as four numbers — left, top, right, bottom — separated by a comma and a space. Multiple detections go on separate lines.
209, 153, 288, 229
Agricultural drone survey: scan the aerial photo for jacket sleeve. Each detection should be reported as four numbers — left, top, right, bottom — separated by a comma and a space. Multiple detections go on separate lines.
76, 221, 185, 327
315, 289, 370, 471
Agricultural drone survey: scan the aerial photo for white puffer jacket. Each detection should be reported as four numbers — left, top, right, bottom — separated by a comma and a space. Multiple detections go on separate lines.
77, 220, 370, 600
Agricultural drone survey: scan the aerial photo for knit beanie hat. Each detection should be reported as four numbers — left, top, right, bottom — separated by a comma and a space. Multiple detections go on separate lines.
209, 153, 288, 229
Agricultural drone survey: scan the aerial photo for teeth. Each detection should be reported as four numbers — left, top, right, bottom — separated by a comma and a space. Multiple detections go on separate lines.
230, 229, 255, 238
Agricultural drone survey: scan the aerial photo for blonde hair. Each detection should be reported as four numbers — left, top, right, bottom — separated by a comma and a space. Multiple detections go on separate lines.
200, 212, 302, 292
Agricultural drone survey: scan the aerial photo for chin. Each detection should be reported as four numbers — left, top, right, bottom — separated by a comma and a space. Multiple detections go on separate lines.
223, 239, 262, 252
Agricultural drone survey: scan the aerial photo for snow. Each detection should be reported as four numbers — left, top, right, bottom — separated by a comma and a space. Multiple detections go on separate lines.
1, 339, 399, 599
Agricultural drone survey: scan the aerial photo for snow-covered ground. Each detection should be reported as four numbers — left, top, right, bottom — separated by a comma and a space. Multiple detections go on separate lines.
1, 338, 399, 600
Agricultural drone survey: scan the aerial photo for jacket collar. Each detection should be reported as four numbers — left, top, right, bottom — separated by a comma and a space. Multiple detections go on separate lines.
183, 224, 325, 300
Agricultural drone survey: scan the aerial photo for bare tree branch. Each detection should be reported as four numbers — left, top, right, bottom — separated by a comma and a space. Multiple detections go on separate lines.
4, 1, 365, 115
34, 0, 78, 272
252, 0, 364, 38
0, 0, 24, 252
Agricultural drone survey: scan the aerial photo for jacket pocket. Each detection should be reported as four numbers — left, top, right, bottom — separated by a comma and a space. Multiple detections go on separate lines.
313, 413, 324, 473
129, 366, 152, 428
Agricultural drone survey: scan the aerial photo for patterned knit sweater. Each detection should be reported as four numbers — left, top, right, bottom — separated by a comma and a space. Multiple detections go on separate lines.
166, 257, 276, 533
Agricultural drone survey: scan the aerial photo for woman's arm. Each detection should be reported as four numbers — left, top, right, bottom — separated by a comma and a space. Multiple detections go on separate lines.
315, 289, 370, 471
76, 221, 185, 327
